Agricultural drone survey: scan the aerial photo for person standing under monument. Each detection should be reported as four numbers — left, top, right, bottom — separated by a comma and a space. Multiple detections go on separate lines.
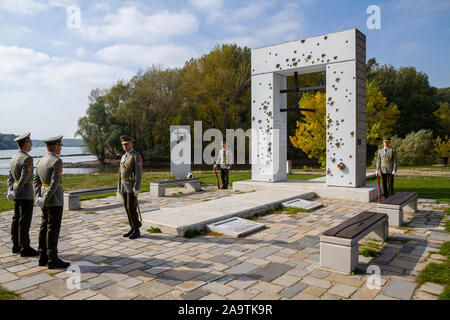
376, 136, 398, 199
215, 142, 233, 189
34, 136, 70, 269
117, 135, 143, 239
6, 132, 39, 257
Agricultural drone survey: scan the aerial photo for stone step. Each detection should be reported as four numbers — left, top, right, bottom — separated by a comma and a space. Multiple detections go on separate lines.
141, 189, 315, 236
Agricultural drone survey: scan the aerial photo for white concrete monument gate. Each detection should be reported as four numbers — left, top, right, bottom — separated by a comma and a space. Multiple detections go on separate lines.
251, 28, 366, 187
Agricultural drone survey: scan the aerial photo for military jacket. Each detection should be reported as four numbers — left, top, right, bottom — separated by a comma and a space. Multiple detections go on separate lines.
34, 153, 64, 207
376, 147, 398, 174
117, 150, 143, 194
7, 150, 34, 200
215, 148, 233, 169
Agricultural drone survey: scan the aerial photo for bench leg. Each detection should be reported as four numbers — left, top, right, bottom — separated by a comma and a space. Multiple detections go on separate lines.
404, 197, 418, 213
150, 184, 165, 197
377, 207, 403, 227
368, 220, 388, 241
64, 195, 80, 211
320, 242, 359, 274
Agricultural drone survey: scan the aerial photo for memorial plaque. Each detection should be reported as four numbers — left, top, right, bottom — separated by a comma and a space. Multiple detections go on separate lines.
281, 198, 323, 210
206, 217, 265, 238
170, 125, 191, 179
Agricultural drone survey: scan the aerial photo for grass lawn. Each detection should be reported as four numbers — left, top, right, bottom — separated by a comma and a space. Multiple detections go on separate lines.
0, 171, 322, 212
417, 242, 450, 300
0, 286, 19, 300
1, 171, 449, 212
366, 175, 450, 202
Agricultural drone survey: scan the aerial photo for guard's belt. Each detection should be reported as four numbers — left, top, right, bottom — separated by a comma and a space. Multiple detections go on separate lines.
42, 183, 62, 187
121, 177, 134, 181
381, 162, 393, 165
14, 180, 33, 184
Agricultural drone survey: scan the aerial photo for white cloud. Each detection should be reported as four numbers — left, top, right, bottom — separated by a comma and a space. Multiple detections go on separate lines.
0, 45, 134, 138
0, 0, 78, 15
95, 44, 197, 68
0, 0, 47, 15
78, 6, 199, 42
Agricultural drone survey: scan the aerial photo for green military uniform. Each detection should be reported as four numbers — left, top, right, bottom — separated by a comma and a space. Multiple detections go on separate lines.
34, 135, 69, 269
215, 146, 232, 189
376, 137, 398, 199
117, 135, 143, 239
7, 132, 38, 256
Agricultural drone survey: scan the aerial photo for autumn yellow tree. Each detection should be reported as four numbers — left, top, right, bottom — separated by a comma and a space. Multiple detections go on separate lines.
289, 91, 327, 166
290, 81, 399, 166
366, 81, 400, 145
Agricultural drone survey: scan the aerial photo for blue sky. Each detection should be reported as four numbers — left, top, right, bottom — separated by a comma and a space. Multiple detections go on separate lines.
0, 0, 449, 138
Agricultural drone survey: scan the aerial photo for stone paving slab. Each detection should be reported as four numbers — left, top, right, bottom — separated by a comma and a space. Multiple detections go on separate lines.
0, 189, 448, 301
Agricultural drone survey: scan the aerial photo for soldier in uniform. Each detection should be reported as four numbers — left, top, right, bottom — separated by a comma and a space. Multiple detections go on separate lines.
117, 135, 143, 239
376, 136, 398, 199
6, 132, 39, 256
215, 142, 233, 189
34, 136, 70, 269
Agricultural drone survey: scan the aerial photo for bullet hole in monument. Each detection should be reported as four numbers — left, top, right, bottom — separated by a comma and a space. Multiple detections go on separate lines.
336, 109, 339, 112
324, 36, 328, 40
336, 78, 340, 82
341, 119, 344, 123
301, 40, 305, 43
327, 168, 331, 175
353, 76, 356, 79
252, 117, 255, 121
334, 56, 338, 60
293, 62, 298, 66
259, 83, 262, 85
330, 101, 334, 106
332, 158, 336, 163
275, 53, 278, 56
349, 155, 352, 158
276, 64, 280, 68
307, 55, 312, 59
333, 71, 336, 74
312, 61, 315, 64
334, 87, 338, 91
286, 58, 289, 62
349, 182, 352, 185
292, 58, 296, 62
258, 120, 262, 123
269, 52, 271, 55
350, 131, 354, 137
346, 40, 348, 43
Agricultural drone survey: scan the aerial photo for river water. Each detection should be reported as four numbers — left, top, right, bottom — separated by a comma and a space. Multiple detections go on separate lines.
0, 146, 99, 175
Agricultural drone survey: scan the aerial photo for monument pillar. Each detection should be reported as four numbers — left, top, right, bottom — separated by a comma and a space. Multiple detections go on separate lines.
251, 28, 366, 187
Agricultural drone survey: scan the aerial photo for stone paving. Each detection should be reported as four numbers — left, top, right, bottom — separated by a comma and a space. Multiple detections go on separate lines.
0, 185, 448, 300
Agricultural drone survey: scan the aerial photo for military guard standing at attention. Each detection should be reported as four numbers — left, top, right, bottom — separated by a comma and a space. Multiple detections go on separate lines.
215, 142, 233, 189
117, 135, 143, 239
376, 136, 398, 199
34, 136, 70, 269
6, 132, 39, 257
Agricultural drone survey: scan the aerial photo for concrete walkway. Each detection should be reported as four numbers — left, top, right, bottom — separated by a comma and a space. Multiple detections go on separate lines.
141, 189, 315, 236
0, 186, 448, 300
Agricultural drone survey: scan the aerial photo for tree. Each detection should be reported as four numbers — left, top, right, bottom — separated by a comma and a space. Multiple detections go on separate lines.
181, 44, 251, 133
435, 102, 450, 137
366, 81, 400, 146
290, 81, 399, 166
369, 60, 439, 137
289, 91, 327, 167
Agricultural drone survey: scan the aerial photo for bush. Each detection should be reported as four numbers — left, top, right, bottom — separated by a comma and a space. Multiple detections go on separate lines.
372, 130, 435, 166
433, 136, 450, 158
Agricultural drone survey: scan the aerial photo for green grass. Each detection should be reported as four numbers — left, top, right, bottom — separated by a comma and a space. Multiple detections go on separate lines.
183, 228, 209, 238
0, 171, 321, 213
282, 206, 314, 214
0, 286, 19, 300
147, 227, 161, 233
417, 241, 450, 300
359, 248, 377, 257
366, 175, 450, 202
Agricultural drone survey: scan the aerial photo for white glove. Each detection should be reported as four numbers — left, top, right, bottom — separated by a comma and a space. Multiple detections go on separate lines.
6, 190, 15, 201
116, 191, 122, 202
392, 170, 396, 175
134, 190, 139, 197
35, 197, 44, 208
376, 170, 380, 175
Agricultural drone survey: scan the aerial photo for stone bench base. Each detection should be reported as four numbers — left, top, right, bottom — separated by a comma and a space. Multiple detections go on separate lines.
377, 193, 417, 226
150, 179, 201, 197
64, 186, 117, 211
320, 214, 388, 274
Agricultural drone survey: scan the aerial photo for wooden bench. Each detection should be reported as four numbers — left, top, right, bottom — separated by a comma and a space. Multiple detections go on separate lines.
64, 186, 117, 211
320, 211, 388, 273
377, 192, 418, 226
150, 178, 201, 197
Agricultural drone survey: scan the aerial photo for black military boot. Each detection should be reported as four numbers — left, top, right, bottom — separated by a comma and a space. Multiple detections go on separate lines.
38, 253, 49, 266
123, 229, 134, 237
20, 246, 40, 257
12, 244, 21, 254
128, 228, 140, 239
48, 257, 70, 269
